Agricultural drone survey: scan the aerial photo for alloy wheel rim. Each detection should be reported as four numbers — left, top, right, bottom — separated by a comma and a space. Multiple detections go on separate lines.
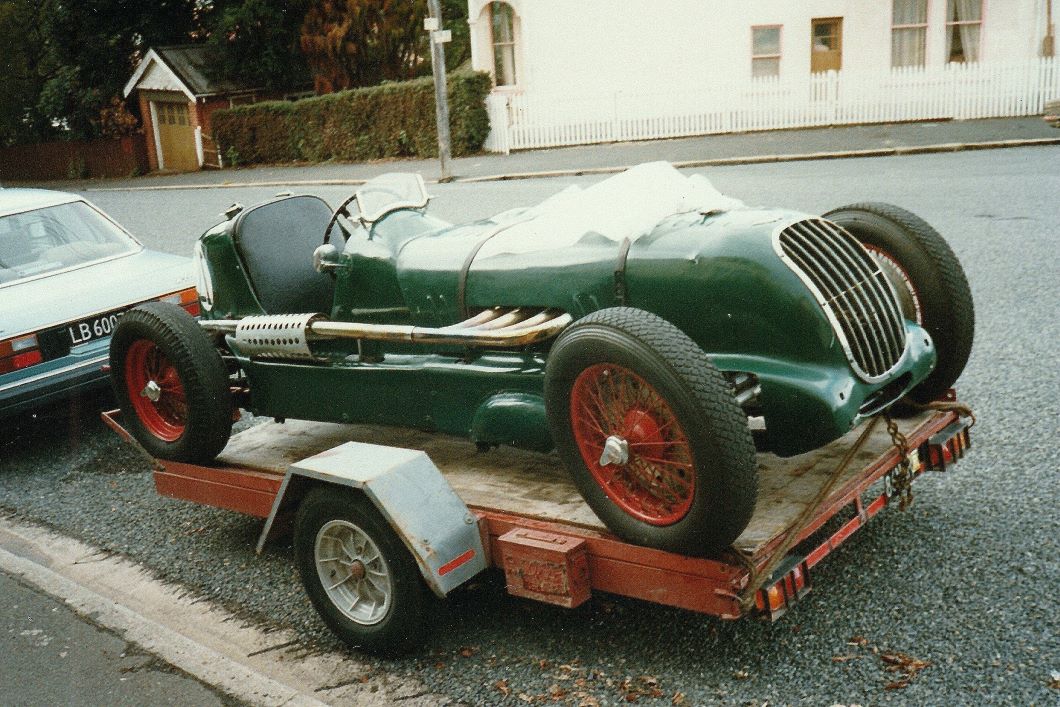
125, 339, 187, 442
569, 363, 695, 526
314, 520, 392, 625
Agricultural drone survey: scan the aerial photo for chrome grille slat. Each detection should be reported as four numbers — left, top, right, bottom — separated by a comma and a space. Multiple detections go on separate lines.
800, 221, 898, 367
775, 218, 908, 381
783, 226, 883, 374
806, 220, 907, 360
792, 223, 890, 373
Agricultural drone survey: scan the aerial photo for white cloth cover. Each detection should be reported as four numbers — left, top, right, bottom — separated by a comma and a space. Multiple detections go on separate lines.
475, 162, 743, 259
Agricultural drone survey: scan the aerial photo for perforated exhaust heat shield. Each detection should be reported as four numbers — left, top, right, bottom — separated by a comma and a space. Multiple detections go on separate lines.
232, 313, 326, 360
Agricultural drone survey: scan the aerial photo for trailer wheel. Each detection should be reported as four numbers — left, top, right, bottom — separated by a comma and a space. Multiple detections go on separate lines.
110, 302, 232, 463
545, 307, 758, 556
294, 487, 429, 656
824, 203, 974, 403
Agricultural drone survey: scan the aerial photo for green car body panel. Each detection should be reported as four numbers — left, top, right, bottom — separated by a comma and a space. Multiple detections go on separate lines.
195, 183, 936, 457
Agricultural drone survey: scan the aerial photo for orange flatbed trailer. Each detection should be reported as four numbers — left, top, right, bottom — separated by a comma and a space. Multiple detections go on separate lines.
104, 399, 972, 621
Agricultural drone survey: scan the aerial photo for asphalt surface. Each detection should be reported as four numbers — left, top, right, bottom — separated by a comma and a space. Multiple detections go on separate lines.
0, 570, 230, 706
2, 146, 1058, 705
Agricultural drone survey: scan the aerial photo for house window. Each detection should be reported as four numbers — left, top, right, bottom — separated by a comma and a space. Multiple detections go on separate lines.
946, 0, 982, 63
811, 17, 843, 73
892, 0, 928, 67
751, 26, 782, 78
491, 2, 517, 87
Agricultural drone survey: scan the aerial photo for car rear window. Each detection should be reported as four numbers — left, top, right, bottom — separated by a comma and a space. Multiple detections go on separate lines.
0, 201, 139, 285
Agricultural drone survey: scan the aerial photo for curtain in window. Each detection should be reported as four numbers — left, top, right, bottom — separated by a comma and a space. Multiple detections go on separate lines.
892, 0, 927, 67
491, 2, 517, 86
893, 0, 926, 25
947, 0, 982, 62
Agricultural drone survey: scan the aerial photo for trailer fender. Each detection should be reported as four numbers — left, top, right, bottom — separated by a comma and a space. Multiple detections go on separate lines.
256, 441, 486, 597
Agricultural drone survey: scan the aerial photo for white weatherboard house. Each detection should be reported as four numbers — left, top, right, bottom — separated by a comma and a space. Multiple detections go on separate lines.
467, 0, 1060, 152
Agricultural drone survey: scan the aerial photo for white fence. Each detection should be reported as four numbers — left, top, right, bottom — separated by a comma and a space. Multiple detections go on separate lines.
483, 58, 1060, 153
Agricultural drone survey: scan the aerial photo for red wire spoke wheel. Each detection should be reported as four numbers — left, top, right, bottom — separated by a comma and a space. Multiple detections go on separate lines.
570, 363, 695, 525
110, 302, 233, 464
546, 307, 758, 556
124, 339, 187, 442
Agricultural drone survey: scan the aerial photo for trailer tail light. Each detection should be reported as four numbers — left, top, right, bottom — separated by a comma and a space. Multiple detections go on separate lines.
754, 558, 810, 621
0, 334, 44, 374
924, 420, 971, 471
159, 288, 200, 316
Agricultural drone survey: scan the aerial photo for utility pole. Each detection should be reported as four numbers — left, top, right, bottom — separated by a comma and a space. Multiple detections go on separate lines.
426, 0, 453, 181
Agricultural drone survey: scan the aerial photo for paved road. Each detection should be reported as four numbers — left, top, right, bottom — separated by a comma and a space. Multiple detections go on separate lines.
3, 147, 1059, 705
0, 570, 228, 706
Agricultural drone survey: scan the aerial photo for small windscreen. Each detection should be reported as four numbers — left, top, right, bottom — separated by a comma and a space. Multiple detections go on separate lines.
355, 173, 429, 224
0, 201, 139, 285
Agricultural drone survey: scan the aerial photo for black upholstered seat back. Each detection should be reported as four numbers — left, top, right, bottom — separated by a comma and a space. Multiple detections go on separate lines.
232, 195, 335, 314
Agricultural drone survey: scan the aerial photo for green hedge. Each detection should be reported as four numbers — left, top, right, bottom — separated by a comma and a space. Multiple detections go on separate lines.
213, 72, 492, 166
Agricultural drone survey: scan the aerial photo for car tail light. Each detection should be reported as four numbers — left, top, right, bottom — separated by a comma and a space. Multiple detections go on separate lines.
159, 288, 200, 316
0, 334, 44, 374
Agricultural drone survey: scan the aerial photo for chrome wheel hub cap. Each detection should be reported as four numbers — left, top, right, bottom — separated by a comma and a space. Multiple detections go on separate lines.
140, 380, 162, 402
599, 435, 630, 467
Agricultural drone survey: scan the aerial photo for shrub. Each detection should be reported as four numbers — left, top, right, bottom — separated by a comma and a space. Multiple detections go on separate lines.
213, 71, 492, 167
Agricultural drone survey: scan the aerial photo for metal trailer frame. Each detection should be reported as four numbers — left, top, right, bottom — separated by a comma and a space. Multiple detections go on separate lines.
102, 403, 972, 623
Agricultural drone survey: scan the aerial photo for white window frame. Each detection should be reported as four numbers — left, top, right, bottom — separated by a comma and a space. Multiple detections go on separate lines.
751, 25, 783, 78
490, 2, 519, 88
891, 0, 930, 68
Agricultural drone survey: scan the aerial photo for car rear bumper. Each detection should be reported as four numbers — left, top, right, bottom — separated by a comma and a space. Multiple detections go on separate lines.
0, 353, 110, 418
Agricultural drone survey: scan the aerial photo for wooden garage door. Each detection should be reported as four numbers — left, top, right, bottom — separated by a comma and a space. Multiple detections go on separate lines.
155, 101, 198, 171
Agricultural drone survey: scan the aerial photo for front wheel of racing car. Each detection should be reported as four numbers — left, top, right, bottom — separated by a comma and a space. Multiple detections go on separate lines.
109, 301, 233, 464
544, 307, 758, 557
294, 487, 431, 656
824, 203, 975, 404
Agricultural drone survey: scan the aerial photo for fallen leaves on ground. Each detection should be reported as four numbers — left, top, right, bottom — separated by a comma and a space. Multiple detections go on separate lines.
880, 652, 931, 689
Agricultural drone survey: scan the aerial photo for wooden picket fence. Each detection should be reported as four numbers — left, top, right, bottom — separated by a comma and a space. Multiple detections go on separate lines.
483, 58, 1060, 153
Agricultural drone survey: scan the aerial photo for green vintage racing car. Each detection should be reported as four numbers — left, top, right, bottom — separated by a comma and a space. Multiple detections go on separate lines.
109, 163, 973, 555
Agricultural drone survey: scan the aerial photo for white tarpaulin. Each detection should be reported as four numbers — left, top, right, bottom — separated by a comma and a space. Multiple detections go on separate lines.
475, 162, 743, 259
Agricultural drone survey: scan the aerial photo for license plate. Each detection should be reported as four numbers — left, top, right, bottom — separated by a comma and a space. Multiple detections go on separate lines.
67, 309, 125, 347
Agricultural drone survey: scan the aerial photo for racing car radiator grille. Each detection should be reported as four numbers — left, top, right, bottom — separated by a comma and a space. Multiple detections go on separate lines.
776, 218, 907, 381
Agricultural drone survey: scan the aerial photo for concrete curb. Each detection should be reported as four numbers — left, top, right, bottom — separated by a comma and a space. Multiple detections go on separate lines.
81, 136, 1060, 192
0, 544, 328, 707
458, 137, 1060, 183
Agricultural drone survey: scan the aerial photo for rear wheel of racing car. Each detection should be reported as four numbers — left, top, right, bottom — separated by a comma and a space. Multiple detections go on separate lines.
544, 307, 758, 557
824, 202, 974, 403
294, 487, 430, 656
110, 302, 232, 463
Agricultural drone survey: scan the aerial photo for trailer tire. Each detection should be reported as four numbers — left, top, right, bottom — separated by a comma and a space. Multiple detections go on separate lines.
294, 487, 430, 656
545, 307, 758, 556
110, 302, 232, 463
824, 202, 974, 403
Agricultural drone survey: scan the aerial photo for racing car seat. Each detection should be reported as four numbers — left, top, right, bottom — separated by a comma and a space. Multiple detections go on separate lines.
231, 195, 336, 314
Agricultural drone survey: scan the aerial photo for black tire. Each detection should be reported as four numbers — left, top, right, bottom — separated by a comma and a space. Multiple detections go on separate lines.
294, 487, 430, 655
544, 307, 757, 556
109, 302, 232, 463
824, 202, 974, 403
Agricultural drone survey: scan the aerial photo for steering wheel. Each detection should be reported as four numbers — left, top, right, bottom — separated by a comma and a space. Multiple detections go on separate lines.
322, 194, 359, 246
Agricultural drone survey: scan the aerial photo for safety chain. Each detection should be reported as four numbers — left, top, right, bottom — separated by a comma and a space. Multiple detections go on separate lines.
884, 397, 976, 511
883, 412, 915, 511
